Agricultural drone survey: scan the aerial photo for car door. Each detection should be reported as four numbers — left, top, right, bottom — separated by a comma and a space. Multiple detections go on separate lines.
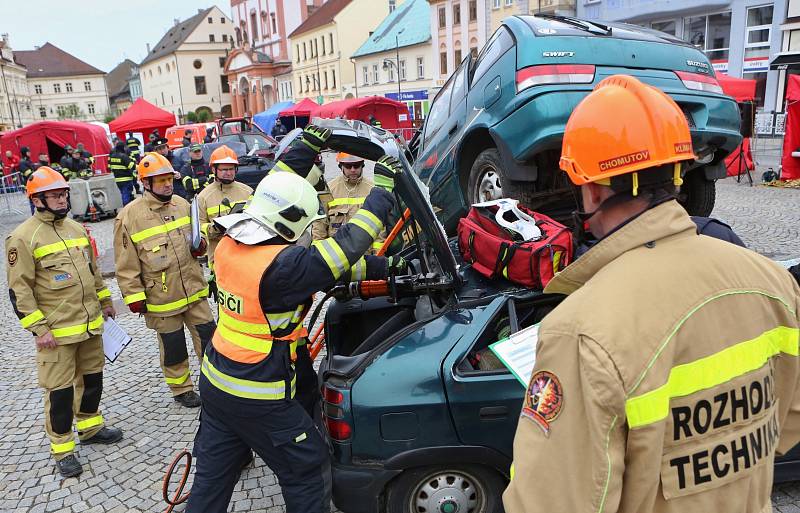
466, 27, 516, 124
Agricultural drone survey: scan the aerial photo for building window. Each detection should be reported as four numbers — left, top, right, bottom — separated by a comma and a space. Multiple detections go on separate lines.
56, 105, 66, 117
493, 0, 500, 8
166, 63, 171, 72
39, 106, 46, 118
219, 56, 226, 68
388, 63, 395, 82
208, 16, 213, 23
149, 70, 153, 78
331, 69, 336, 89
399, 59, 406, 81
372, 64, 379, 84
195, 76, 207, 95
251, 12, 259, 41
209, 34, 216, 42
440, 52, 448, 75
389, 0, 396, 13
313, 39, 318, 57
298, 76, 303, 92
222, 34, 228, 42
417, 57, 424, 78
683, 12, 731, 65
296, 45, 300, 62
54, 83, 61, 93
650, 20, 676, 36
324, 71, 329, 90
221, 76, 230, 93
505, 0, 513, 5
221, 17, 226, 24
438, 6, 446, 28
34, 84, 42, 94
194, 59, 203, 69
303, 42, 307, 61
64, 82, 72, 92
744, 5, 773, 61
455, 49, 462, 64
236, 28, 242, 45
453, 4, 461, 25
87, 103, 95, 115
469, 0, 477, 22
322, 36, 326, 55
363, 66, 369, 85
271, 13, 277, 34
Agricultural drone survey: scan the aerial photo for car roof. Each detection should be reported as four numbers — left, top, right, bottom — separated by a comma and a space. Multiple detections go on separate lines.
511, 14, 690, 47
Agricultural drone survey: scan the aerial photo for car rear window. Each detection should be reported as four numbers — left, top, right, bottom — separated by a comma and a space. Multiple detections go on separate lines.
521, 15, 689, 46
471, 27, 514, 85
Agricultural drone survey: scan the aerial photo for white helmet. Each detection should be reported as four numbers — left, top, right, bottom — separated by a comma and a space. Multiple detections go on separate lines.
472, 198, 542, 242
244, 171, 324, 242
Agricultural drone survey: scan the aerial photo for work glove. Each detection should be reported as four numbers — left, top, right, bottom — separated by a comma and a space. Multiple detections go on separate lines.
373, 155, 402, 193
191, 238, 207, 258
300, 124, 331, 152
128, 300, 146, 314
387, 255, 408, 275
183, 176, 201, 194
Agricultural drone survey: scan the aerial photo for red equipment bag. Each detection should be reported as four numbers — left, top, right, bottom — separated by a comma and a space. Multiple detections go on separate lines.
457, 204, 573, 289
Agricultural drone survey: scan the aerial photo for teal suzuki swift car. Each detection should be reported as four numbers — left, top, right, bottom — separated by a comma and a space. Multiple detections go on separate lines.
312, 120, 799, 513
413, 14, 743, 233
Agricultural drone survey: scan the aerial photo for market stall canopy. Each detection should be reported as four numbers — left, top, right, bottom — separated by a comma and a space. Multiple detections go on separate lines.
717, 73, 757, 102
254, 101, 294, 133
108, 98, 176, 140
781, 74, 800, 180
770, 52, 800, 71
279, 98, 320, 117
313, 96, 411, 130
0, 120, 112, 171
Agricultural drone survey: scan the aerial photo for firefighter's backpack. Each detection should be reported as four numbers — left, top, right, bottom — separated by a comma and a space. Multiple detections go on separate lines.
457, 199, 573, 289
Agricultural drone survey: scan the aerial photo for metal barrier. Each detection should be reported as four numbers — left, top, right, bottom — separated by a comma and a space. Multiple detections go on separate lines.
0, 171, 30, 218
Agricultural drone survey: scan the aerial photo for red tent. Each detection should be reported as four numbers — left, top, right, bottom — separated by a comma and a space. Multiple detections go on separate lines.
279, 98, 320, 117
0, 121, 112, 172
108, 98, 176, 140
719, 74, 757, 177
314, 96, 412, 133
781, 74, 800, 180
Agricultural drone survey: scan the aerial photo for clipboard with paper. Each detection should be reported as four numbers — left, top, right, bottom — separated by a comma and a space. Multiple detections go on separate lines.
102, 317, 132, 363
489, 323, 540, 388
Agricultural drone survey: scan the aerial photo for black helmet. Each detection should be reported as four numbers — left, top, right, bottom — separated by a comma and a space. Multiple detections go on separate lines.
115, 141, 126, 152
20, 146, 30, 156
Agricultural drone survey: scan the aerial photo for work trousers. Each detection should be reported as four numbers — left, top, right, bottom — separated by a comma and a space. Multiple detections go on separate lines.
36, 335, 105, 460
116, 181, 134, 205
187, 375, 332, 513
144, 300, 215, 396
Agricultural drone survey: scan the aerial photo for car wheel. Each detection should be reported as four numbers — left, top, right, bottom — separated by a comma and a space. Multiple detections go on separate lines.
385, 464, 505, 513
467, 149, 505, 204
678, 168, 715, 217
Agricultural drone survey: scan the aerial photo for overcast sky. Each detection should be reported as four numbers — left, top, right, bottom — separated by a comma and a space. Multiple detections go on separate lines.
3, 0, 231, 72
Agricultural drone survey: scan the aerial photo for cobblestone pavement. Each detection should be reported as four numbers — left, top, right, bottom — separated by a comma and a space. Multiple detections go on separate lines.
0, 177, 798, 513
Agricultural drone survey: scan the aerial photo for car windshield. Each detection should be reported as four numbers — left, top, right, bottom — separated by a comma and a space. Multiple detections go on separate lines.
171, 141, 248, 170
218, 133, 276, 153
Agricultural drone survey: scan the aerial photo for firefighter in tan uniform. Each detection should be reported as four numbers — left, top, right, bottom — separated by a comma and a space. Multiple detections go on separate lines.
503, 75, 800, 513
196, 145, 253, 273
312, 152, 383, 253
113, 153, 216, 408
6, 167, 123, 478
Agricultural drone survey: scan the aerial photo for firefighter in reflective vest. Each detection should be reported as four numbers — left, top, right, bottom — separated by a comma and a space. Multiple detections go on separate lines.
196, 145, 252, 275
312, 152, 383, 253
6, 167, 123, 478
126, 136, 141, 163
180, 143, 213, 199
108, 141, 136, 205
503, 75, 800, 513
113, 152, 216, 408
186, 126, 402, 513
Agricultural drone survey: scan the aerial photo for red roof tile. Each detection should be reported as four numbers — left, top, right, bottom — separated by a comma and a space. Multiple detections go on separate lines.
289, 0, 352, 38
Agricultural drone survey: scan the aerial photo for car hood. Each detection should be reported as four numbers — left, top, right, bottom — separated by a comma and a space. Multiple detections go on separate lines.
312, 119, 461, 285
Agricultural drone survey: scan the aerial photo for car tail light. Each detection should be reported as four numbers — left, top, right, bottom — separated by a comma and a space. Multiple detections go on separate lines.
326, 417, 352, 441
516, 64, 595, 93
675, 71, 723, 94
323, 386, 344, 405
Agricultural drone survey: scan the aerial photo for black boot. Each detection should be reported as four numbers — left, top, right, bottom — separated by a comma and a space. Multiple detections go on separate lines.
81, 426, 123, 445
56, 454, 83, 478
174, 390, 201, 408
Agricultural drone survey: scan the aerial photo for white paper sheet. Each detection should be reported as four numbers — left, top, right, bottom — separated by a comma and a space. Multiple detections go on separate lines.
489, 324, 540, 388
102, 317, 132, 363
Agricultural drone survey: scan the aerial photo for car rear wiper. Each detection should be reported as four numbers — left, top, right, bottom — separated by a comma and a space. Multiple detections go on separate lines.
536, 13, 612, 35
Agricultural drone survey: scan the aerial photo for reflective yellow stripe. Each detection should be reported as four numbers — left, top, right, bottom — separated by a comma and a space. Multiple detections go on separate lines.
115, 176, 134, 182
76, 415, 104, 431
218, 320, 274, 353
201, 223, 210, 237
312, 238, 348, 279
97, 288, 111, 300
273, 160, 294, 174
201, 356, 293, 400
371, 241, 384, 250
51, 440, 75, 454
50, 315, 104, 338
33, 237, 89, 259
20, 309, 45, 328
328, 197, 365, 207
552, 251, 563, 273
219, 309, 272, 335
165, 370, 190, 385
625, 326, 799, 429
350, 257, 366, 281
510, 463, 515, 481
146, 287, 208, 313
124, 291, 147, 305
207, 200, 246, 217
130, 217, 190, 243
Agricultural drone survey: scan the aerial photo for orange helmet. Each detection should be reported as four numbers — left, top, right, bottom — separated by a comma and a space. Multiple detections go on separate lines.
336, 152, 364, 164
209, 145, 238, 166
559, 75, 695, 193
26, 167, 69, 198
137, 152, 174, 180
